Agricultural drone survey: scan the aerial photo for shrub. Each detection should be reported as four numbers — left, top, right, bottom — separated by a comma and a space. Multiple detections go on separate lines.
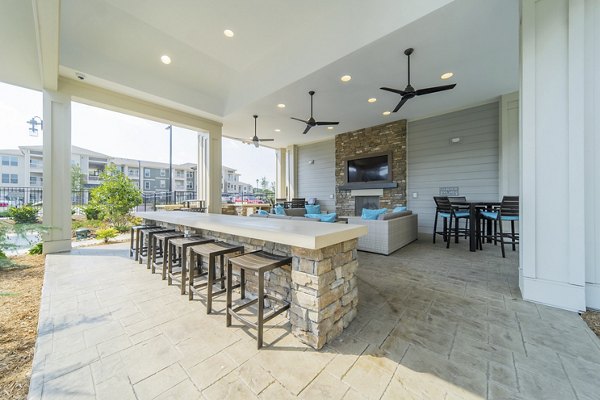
8, 206, 38, 224
0, 211, 10, 218
114, 225, 130, 233
83, 204, 103, 221
96, 227, 118, 243
29, 242, 43, 255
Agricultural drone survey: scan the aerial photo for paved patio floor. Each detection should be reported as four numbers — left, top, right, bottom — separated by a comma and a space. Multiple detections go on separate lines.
28, 239, 600, 400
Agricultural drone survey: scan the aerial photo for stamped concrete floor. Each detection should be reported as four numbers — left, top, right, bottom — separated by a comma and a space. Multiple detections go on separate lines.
28, 239, 600, 400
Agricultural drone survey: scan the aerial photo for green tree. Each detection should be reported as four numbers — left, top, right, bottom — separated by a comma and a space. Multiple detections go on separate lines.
260, 177, 268, 190
90, 164, 142, 227
71, 164, 86, 191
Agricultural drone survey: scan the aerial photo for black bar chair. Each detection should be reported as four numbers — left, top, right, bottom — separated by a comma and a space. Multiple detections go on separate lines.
480, 196, 519, 258
433, 196, 470, 248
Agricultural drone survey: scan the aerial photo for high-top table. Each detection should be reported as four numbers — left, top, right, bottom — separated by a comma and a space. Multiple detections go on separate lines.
135, 211, 367, 349
450, 201, 501, 251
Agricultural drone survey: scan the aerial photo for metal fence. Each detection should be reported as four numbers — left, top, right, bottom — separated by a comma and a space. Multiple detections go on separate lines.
0, 187, 198, 212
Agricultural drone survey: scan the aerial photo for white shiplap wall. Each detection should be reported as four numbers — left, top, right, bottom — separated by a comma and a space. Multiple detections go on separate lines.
407, 102, 500, 234
297, 140, 336, 212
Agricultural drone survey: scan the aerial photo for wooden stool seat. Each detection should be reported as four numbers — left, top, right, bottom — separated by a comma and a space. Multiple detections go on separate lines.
130, 225, 154, 259
151, 231, 184, 278
167, 236, 213, 294
226, 251, 292, 349
188, 241, 244, 314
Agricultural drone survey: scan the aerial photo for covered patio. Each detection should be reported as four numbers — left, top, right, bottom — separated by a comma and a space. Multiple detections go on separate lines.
29, 241, 599, 400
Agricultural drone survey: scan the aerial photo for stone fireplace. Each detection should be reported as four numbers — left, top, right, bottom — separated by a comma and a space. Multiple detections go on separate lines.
354, 196, 380, 216
335, 119, 407, 215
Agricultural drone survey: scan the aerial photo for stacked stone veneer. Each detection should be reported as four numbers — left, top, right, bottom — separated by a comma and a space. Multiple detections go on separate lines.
146, 220, 359, 349
335, 119, 407, 215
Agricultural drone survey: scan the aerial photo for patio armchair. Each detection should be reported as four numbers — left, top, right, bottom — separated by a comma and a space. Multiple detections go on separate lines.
433, 196, 470, 248
480, 195, 519, 257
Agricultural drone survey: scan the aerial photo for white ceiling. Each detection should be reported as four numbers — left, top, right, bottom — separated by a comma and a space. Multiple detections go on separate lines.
0, 0, 519, 148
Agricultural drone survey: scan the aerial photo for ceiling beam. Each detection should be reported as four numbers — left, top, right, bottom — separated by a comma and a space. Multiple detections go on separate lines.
32, 0, 59, 90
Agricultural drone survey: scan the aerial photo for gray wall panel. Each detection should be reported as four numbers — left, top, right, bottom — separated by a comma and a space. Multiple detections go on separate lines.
297, 140, 336, 213
407, 102, 500, 234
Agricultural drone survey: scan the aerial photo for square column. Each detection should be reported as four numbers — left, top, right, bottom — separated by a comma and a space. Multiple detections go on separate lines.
42, 90, 72, 254
286, 145, 297, 199
276, 148, 287, 199
206, 127, 222, 213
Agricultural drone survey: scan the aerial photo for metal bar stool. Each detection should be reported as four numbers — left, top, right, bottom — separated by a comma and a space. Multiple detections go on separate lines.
167, 236, 213, 294
137, 227, 169, 263
130, 225, 154, 259
188, 241, 244, 314
226, 251, 292, 349
150, 231, 185, 277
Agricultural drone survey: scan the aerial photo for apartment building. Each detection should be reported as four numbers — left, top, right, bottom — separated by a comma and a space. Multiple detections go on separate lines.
221, 165, 253, 195
111, 158, 196, 192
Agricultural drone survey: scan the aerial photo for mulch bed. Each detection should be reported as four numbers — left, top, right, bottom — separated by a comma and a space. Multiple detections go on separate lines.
582, 310, 600, 339
0, 255, 45, 400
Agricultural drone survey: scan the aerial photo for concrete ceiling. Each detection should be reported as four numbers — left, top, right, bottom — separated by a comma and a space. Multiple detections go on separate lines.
0, 0, 519, 148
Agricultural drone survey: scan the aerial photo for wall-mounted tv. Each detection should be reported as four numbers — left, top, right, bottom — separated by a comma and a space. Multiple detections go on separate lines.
346, 152, 391, 183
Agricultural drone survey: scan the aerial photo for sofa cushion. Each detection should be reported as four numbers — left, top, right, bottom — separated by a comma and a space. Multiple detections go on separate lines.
284, 208, 307, 217
393, 206, 407, 213
257, 209, 269, 216
361, 208, 388, 220
305, 204, 321, 214
274, 205, 286, 215
320, 213, 337, 223
378, 210, 413, 221
249, 213, 268, 218
268, 214, 291, 219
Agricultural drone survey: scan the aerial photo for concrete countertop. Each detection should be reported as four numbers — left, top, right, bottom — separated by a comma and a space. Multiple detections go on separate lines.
135, 211, 368, 250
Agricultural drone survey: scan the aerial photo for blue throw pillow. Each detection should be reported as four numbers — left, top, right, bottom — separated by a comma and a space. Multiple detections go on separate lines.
393, 206, 407, 213
320, 213, 337, 223
361, 208, 387, 220
274, 205, 286, 215
257, 209, 269, 216
305, 204, 321, 214
304, 213, 322, 219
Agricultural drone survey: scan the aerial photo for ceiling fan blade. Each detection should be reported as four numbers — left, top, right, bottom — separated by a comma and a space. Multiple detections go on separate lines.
258, 138, 274, 142
415, 84, 456, 96
302, 125, 312, 135
316, 121, 339, 126
380, 87, 407, 96
291, 117, 309, 124
393, 96, 411, 113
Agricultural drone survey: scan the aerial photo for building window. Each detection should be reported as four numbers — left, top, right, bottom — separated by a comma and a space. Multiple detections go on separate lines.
160, 180, 165, 188
160, 169, 166, 177
1, 156, 18, 166
2, 174, 18, 184
186, 182, 193, 190
144, 168, 150, 177
29, 159, 43, 168
144, 181, 150, 190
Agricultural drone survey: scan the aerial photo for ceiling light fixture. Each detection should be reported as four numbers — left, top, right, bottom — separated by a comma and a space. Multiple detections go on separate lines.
160, 55, 171, 65
441, 72, 454, 80
382, 111, 391, 116
274, 129, 281, 132
224, 29, 234, 37
368, 98, 377, 103
340, 75, 352, 82
277, 103, 286, 108
327, 126, 334, 130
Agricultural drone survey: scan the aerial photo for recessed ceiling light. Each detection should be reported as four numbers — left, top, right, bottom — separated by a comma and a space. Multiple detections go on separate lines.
327, 126, 334, 130
368, 98, 377, 103
441, 72, 454, 80
340, 75, 352, 82
277, 103, 286, 108
382, 111, 391, 116
224, 29, 234, 38
274, 129, 281, 132
160, 55, 171, 65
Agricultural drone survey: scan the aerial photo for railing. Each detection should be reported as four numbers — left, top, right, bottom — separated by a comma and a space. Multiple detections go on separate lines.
137, 191, 198, 211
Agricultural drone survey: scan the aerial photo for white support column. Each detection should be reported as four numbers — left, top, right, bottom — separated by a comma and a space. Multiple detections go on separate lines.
520, 0, 587, 311
499, 91, 520, 197
276, 148, 287, 199
42, 90, 72, 254
206, 127, 222, 213
196, 133, 209, 202
286, 145, 298, 199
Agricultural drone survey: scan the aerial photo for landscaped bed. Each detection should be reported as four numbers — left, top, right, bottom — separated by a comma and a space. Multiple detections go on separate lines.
582, 310, 600, 338
0, 254, 45, 400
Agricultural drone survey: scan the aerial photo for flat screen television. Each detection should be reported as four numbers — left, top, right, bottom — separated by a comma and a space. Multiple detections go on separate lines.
346, 153, 391, 183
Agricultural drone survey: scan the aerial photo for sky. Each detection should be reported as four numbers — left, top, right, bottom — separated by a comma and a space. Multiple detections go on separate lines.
0, 81, 276, 186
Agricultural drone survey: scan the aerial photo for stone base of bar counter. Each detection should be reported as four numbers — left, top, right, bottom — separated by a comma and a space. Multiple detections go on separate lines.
143, 218, 359, 349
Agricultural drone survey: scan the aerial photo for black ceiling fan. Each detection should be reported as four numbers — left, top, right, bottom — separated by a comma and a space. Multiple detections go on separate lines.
380, 48, 456, 113
291, 90, 339, 134
243, 115, 273, 148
